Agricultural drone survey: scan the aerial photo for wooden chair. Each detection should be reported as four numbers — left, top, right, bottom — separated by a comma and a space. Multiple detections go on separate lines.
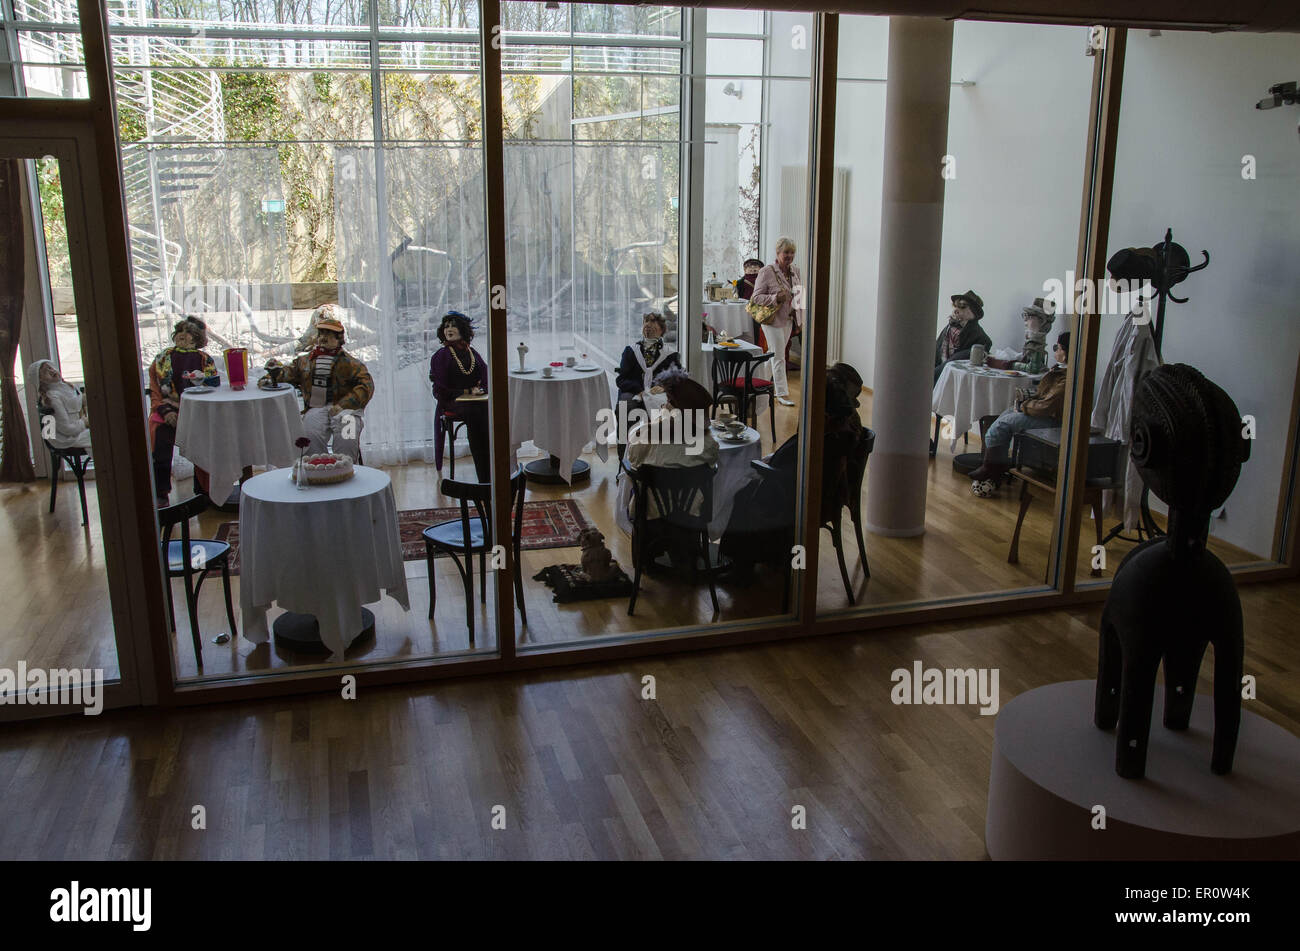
622, 457, 719, 616
441, 411, 467, 478
423, 465, 527, 642
709, 349, 776, 444
38, 403, 91, 526
158, 494, 238, 669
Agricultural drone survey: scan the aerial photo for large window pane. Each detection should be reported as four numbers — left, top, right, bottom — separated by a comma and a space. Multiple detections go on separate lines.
1076, 29, 1300, 585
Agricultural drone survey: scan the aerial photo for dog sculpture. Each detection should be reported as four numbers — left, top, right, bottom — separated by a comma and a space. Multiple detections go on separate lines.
1094, 364, 1249, 778
579, 528, 618, 583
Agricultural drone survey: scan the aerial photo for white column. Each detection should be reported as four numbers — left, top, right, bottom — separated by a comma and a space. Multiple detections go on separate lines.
866, 17, 953, 537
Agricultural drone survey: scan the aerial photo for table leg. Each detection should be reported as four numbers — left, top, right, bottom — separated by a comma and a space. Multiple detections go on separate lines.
523, 453, 591, 486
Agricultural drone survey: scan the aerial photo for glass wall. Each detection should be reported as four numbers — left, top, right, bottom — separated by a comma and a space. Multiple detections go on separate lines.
3, 0, 88, 97
1075, 28, 1300, 586
1, 155, 120, 710
817, 17, 1097, 616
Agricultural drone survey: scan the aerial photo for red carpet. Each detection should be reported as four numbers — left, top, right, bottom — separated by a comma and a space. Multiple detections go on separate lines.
213, 499, 592, 575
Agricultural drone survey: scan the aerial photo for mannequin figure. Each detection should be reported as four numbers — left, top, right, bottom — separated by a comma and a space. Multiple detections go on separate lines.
278, 317, 373, 460
430, 311, 490, 481
987, 298, 1056, 373
29, 358, 90, 450
1094, 364, 1248, 778
149, 318, 217, 506
615, 312, 681, 462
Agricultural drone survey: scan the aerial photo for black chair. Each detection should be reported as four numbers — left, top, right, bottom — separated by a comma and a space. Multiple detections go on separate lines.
158, 495, 237, 669
622, 456, 719, 616
843, 427, 875, 581
38, 404, 91, 526
423, 465, 527, 642
441, 410, 467, 478
710, 349, 776, 444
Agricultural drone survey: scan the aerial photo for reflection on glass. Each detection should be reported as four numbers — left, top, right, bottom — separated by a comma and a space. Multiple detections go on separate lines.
1078, 29, 1300, 583
818, 18, 1094, 614
1, 157, 120, 706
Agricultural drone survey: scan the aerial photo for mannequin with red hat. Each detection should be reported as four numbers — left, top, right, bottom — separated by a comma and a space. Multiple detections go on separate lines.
277, 315, 373, 460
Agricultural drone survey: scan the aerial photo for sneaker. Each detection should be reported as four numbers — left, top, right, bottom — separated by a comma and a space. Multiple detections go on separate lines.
972, 479, 997, 498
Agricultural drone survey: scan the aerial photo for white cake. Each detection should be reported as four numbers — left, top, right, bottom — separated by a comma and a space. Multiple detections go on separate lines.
293, 452, 355, 484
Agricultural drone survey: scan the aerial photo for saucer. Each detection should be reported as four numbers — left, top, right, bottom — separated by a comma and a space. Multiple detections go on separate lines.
512, 367, 538, 374
572, 364, 601, 372
183, 386, 215, 394
258, 382, 290, 391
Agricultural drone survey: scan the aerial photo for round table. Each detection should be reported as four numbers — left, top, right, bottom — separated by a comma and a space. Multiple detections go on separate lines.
174, 383, 303, 507
238, 465, 409, 658
616, 424, 762, 542
932, 360, 1044, 450
508, 366, 610, 485
702, 300, 754, 343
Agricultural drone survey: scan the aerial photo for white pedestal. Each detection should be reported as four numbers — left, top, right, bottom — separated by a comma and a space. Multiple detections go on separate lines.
986, 679, 1300, 860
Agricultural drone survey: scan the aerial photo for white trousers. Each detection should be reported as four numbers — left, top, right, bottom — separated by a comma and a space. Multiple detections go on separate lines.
763, 322, 791, 397
302, 407, 364, 460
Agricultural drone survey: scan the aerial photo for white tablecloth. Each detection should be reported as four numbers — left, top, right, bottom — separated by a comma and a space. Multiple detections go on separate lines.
508, 367, 611, 483
175, 384, 304, 504
702, 300, 754, 343
238, 465, 410, 658
616, 424, 762, 542
932, 360, 1043, 450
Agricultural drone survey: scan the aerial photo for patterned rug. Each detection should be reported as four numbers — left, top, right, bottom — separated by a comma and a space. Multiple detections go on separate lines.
213, 499, 592, 575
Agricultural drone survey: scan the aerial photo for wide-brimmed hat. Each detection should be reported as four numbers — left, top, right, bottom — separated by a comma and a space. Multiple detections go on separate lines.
951, 290, 984, 319
1023, 297, 1056, 319
654, 368, 712, 411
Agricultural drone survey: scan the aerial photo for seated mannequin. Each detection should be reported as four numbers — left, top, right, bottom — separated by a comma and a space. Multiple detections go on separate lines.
986, 298, 1056, 373
295, 302, 341, 354
29, 358, 91, 450
149, 317, 217, 506
277, 317, 373, 460
720, 364, 863, 578
934, 289, 992, 383
625, 368, 717, 570
968, 331, 1071, 494
737, 257, 767, 347
429, 311, 490, 482
615, 311, 681, 462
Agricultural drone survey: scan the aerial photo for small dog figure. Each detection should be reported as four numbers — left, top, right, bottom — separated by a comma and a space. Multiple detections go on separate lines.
579, 528, 617, 583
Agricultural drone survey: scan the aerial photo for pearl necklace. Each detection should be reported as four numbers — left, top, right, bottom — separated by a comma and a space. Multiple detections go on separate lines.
449, 344, 476, 376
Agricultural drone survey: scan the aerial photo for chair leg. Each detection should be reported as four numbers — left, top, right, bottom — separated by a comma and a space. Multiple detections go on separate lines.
48, 452, 59, 513
1090, 491, 1105, 577
768, 394, 776, 444
1008, 482, 1033, 564
164, 573, 177, 635
832, 521, 854, 606
852, 514, 870, 579
514, 541, 527, 627
221, 558, 238, 638
447, 430, 455, 479
72, 457, 89, 526
628, 544, 644, 616
184, 579, 203, 668
425, 540, 437, 620
464, 548, 475, 644
479, 549, 486, 604
702, 531, 718, 615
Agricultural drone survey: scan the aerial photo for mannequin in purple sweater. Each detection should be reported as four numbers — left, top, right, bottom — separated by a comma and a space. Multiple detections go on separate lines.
430, 311, 490, 481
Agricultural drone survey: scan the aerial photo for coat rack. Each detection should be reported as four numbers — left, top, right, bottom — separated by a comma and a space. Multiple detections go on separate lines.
1101, 227, 1210, 544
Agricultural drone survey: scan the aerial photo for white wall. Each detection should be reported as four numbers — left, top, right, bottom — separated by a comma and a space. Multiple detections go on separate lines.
1103, 30, 1300, 557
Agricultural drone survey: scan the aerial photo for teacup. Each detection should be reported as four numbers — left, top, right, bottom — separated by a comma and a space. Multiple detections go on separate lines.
725, 420, 746, 437
970, 345, 987, 367
565, 355, 576, 367
542, 366, 554, 378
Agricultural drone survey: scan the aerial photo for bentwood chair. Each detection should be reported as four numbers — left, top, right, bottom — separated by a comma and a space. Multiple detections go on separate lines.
158, 494, 238, 669
623, 457, 719, 616
39, 403, 91, 526
710, 348, 777, 444
423, 465, 527, 642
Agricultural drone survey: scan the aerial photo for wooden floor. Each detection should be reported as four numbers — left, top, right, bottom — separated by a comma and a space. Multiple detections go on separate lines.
2, 578, 1296, 860
0, 370, 1265, 681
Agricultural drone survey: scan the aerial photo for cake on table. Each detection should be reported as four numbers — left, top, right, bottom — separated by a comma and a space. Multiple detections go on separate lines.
293, 453, 355, 484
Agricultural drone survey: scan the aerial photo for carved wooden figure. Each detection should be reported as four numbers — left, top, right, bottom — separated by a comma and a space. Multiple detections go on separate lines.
1094, 364, 1249, 778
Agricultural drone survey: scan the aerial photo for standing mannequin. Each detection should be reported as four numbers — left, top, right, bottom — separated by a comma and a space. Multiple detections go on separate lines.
749, 237, 803, 405
279, 317, 373, 460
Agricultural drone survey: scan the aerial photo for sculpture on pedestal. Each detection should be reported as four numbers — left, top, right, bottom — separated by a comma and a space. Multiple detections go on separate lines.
1094, 363, 1249, 778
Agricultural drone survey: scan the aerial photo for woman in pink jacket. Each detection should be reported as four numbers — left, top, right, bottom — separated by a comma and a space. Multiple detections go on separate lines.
748, 236, 803, 405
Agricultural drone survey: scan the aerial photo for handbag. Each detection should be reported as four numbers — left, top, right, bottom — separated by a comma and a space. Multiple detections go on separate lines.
746, 298, 778, 325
